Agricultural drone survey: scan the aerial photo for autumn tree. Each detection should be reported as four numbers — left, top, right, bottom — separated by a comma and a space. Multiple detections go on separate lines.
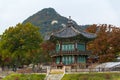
0, 23, 43, 71
86, 24, 120, 63
41, 41, 55, 63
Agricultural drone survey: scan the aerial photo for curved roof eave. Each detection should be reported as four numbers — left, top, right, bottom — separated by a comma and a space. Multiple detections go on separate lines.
52, 27, 96, 39
81, 31, 97, 38
52, 26, 80, 38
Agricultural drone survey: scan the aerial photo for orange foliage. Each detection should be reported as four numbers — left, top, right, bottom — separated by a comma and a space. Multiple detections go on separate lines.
41, 41, 55, 53
86, 24, 120, 63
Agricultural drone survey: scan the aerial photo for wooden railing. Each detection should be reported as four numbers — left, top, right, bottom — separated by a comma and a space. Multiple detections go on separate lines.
51, 50, 91, 56
65, 68, 120, 73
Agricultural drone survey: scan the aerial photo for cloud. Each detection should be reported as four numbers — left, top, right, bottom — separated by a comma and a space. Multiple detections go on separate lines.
0, 0, 120, 34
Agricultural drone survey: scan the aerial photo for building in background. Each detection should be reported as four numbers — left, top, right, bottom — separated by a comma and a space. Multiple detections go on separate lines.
47, 17, 96, 69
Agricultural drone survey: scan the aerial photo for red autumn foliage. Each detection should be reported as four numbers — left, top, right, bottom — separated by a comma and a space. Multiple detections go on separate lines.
41, 41, 55, 53
86, 24, 120, 63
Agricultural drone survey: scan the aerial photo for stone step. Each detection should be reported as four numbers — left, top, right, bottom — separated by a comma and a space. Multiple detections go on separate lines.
47, 74, 63, 80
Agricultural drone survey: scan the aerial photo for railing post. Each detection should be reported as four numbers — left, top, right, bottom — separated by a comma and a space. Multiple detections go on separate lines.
46, 66, 50, 76
63, 66, 65, 74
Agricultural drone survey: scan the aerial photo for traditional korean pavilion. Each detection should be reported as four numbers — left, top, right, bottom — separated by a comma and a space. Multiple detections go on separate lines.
46, 17, 96, 68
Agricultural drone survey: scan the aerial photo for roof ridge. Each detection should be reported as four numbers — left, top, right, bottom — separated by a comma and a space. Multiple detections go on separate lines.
52, 27, 65, 35
71, 26, 80, 34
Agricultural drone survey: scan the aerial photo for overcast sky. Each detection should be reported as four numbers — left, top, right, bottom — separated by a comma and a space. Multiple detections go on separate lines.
0, 0, 120, 34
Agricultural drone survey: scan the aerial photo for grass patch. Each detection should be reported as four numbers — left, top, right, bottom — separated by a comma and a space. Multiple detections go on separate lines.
62, 72, 120, 80
3, 73, 46, 80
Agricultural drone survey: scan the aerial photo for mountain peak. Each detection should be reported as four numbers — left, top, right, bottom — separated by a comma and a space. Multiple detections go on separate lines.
40, 7, 56, 12
37, 7, 58, 16
23, 8, 79, 36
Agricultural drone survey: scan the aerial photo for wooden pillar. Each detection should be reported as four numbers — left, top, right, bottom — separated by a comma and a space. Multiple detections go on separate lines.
85, 56, 87, 68
74, 42, 77, 51
75, 55, 77, 64
60, 41, 62, 52
60, 56, 62, 64
85, 42, 87, 51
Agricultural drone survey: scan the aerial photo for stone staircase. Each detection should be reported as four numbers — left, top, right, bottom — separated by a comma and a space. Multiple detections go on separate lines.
45, 67, 65, 80
46, 74, 63, 80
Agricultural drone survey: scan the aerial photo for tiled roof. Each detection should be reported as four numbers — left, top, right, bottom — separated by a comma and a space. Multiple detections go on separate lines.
52, 25, 96, 38
45, 17, 96, 40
